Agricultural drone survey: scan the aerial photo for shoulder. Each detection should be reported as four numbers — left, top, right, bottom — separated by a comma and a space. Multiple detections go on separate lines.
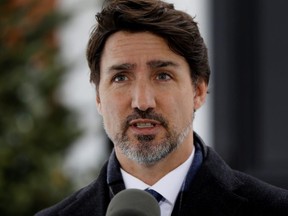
35, 162, 109, 216
203, 145, 288, 213
234, 170, 288, 208
35, 188, 83, 216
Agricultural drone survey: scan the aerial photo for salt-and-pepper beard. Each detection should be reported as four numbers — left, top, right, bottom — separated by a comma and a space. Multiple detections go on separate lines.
111, 109, 194, 166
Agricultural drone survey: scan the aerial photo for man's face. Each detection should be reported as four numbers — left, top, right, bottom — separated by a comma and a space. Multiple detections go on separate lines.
97, 31, 206, 165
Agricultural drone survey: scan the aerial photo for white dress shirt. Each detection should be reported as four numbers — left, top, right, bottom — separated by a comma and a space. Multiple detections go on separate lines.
120, 148, 194, 216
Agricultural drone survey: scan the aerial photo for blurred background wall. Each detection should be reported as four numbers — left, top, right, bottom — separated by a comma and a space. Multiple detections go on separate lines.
213, 0, 288, 190
1, 0, 288, 215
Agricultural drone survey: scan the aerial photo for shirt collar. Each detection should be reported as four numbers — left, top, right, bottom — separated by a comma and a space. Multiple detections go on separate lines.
120, 148, 195, 205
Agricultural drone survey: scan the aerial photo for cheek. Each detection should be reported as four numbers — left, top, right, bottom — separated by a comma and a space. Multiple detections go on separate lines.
101, 99, 119, 124
169, 93, 195, 124
99, 95, 130, 133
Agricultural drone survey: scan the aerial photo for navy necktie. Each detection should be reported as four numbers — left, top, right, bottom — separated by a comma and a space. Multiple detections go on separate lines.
145, 188, 164, 202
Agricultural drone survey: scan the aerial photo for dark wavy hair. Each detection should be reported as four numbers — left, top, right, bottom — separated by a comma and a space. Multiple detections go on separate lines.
87, 0, 210, 88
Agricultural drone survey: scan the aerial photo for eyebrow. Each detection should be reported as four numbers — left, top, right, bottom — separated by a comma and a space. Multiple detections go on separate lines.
108, 63, 136, 72
107, 60, 179, 73
147, 60, 179, 69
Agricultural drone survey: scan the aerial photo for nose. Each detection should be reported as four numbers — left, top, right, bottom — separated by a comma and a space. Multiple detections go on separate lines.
131, 81, 156, 111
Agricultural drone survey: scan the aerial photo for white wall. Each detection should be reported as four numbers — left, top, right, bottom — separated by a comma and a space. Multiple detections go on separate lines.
57, 0, 107, 187
57, 0, 212, 187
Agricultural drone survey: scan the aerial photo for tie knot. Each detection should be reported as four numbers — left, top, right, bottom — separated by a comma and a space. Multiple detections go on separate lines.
144, 188, 164, 202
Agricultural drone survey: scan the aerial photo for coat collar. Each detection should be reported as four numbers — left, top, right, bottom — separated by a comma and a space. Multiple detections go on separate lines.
172, 133, 249, 216
58, 132, 250, 216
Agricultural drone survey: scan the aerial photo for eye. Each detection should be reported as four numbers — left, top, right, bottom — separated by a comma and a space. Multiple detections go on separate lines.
156, 72, 172, 81
113, 74, 128, 82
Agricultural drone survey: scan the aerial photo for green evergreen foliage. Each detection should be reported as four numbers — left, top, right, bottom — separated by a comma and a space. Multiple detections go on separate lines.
0, 2, 82, 215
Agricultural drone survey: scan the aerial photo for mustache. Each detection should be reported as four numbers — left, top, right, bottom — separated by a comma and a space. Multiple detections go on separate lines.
123, 108, 168, 129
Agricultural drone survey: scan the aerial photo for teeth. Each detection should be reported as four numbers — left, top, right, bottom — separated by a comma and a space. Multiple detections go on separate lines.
136, 122, 154, 128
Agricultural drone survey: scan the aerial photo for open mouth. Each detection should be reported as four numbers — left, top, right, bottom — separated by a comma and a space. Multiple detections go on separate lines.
129, 119, 160, 129
134, 122, 156, 128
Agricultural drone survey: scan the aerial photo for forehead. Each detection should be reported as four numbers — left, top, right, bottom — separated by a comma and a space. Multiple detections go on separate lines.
103, 31, 168, 52
100, 31, 187, 69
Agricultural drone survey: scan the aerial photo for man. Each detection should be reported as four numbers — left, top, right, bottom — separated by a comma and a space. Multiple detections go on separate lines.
36, 0, 288, 215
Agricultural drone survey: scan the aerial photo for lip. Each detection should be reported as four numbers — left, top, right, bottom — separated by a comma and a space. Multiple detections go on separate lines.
129, 119, 161, 126
128, 119, 162, 135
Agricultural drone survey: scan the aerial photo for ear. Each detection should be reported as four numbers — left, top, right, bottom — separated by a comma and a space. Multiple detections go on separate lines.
96, 94, 102, 115
193, 80, 208, 110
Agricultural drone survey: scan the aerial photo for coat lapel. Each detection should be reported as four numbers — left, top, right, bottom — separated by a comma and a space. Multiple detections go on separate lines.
178, 168, 249, 216
172, 136, 249, 216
